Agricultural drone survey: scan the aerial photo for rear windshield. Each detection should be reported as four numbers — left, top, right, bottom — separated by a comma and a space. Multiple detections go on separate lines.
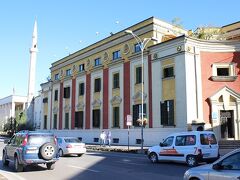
200, 133, 217, 145
28, 135, 55, 145
64, 138, 81, 143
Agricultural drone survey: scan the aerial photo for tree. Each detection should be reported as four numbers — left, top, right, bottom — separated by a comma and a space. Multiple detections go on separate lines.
191, 26, 224, 40
171, 17, 183, 29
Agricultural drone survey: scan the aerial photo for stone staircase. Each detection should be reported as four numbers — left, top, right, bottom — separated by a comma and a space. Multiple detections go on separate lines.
218, 140, 240, 155
218, 140, 240, 149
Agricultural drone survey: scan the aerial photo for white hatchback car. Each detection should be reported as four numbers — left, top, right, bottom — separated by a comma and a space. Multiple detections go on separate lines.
57, 137, 86, 157
184, 148, 240, 180
148, 131, 219, 166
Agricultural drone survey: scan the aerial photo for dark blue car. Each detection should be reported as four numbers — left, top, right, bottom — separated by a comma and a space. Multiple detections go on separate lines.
2, 130, 59, 172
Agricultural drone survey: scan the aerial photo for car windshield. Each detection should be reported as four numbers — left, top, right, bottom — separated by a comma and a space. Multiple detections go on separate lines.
28, 135, 55, 145
200, 133, 217, 145
64, 138, 81, 143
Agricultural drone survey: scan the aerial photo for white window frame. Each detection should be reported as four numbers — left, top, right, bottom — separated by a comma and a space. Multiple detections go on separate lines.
211, 63, 237, 82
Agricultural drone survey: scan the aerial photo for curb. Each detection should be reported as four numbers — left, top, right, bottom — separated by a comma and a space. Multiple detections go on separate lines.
86, 145, 148, 154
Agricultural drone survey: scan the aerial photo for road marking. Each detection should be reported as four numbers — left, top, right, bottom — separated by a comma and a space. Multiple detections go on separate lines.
68, 165, 100, 173
116, 161, 145, 166
0, 170, 26, 180
87, 152, 146, 160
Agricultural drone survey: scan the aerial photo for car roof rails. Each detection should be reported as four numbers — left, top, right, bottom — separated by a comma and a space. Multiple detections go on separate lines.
17, 130, 29, 134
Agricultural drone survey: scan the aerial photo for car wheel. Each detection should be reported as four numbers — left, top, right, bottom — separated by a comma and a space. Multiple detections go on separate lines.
186, 155, 198, 167
14, 156, 24, 172
190, 178, 200, 180
2, 151, 9, 166
77, 154, 83, 157
39, 142, 56, 160
59, 149, 64, 157
46, 162, 55, 170
149, 152, 158, 163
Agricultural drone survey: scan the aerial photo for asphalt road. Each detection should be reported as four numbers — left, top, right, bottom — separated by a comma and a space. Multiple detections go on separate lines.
0, 142, 189, 180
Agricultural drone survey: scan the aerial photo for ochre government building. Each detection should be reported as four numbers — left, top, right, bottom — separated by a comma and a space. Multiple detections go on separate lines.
40, 17, 240, 145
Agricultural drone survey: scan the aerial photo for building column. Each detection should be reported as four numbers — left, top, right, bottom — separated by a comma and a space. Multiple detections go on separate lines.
71, 78, 76, 129
123, 61, 130, 129
103, 68, 109, 129
59, 82, 63, 130
50, 89, 53, 129
148, 55, 153, 128
85, 73, 91, 129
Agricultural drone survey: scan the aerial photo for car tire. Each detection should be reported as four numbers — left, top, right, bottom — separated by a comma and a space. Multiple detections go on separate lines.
149, 152, 158, 163
46, 162, 55, 170
14, 156, 24, 172
77, 154, 83, 157
190, 178, 200, 180
2, 151, 9, 166
59, 149, 64, 157
39, 142, 56, 160
186, 155, 198, 167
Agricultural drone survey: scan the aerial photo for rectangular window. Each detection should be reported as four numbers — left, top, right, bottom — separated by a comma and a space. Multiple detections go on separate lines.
79, 83, 84, 96
163, 67, 174, 78
113, 73, 120, 89
53, 114, 57, 129
136, 66, 142, 84
132, 104, 146, 126
66, 69, 72, 76
217, 68, 229, 76
75, 111, 83, 128
94, 78, 101, 92
44, 115, 47, 129
54, 90, 58, 101
175, 135, 196, 146
55, 74, 59, 80
43, 97, 48, 103
161, 100, 174, 126
79, 64, 85, 72
113, 107, 120, 128
65, 113, 69, 129
94, 58, 101, 66
134, 43, 141, 53
92, 109, 100, 128
64, 87, 70, 98
200, 134, 217, 145
113, 50, 121, 60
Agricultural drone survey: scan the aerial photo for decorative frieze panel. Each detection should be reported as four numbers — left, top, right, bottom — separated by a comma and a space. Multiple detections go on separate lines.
92, 99, 102, 108
76, 101, 85, 110
132, 91, 147, 104
110, 96, 122, 106
64, 104, 71, 112
53, 106, 58, 114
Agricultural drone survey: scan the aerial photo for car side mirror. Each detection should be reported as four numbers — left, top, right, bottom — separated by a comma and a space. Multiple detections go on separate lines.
212, 163, 222, 170
159, 142, 163, 147
4, 139, 9, 144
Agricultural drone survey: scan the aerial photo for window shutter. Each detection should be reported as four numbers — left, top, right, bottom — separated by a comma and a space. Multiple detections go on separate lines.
161, 101, 167, 125
133, 105, 139, 126
169, 100, 174, 125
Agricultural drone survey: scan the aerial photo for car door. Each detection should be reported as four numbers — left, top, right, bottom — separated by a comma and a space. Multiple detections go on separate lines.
158, 136, 176, 161
209, 151, 240, 180
6, 135, 17, 160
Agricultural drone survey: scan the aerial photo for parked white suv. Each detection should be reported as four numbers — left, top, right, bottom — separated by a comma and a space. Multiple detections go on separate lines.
147, 131, 219, 166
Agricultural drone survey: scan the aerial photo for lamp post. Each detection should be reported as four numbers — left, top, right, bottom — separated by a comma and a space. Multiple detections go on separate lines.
125, 30, 157, 153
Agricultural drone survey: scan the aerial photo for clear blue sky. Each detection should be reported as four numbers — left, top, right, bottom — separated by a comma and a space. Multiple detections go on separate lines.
0, 0, 239, 98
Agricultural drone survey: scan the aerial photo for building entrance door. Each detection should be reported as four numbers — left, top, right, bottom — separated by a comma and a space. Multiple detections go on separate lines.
220, 110, 234, 139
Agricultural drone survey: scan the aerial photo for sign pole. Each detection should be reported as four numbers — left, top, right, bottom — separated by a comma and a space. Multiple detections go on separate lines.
128, 125, 130, 152
126, 115, 132, 152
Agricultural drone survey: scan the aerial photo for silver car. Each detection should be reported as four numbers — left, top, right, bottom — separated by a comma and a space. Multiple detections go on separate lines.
184, 148, 240, 180
57, 137, 86, 157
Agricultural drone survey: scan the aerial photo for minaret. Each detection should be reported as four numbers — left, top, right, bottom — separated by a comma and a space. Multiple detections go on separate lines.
27, 20, 38, 106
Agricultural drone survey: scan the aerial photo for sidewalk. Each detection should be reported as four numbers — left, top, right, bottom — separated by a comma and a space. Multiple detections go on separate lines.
86, 144, 236, 156
86, 144, 149, 154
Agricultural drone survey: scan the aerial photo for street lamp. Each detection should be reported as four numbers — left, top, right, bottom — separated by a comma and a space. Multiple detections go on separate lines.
125, 30, 157, 153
